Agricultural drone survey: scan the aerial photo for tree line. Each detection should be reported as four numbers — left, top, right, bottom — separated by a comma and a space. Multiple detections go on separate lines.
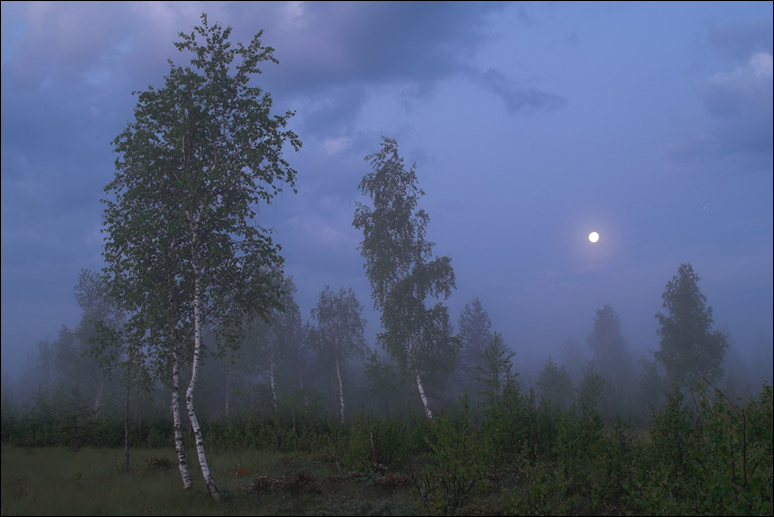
1, 13, 772, 505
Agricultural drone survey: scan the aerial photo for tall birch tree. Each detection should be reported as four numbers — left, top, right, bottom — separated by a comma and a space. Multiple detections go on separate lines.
353, 137, 460, 419
101, 13, 300, 500
310, 286, 367, 424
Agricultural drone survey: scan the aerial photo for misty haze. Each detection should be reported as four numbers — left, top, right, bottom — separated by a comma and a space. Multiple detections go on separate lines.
1, 2, 772, 515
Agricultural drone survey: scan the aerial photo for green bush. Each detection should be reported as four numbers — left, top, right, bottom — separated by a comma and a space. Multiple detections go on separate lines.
625, 383, 773, 516
416, 400, 487, 516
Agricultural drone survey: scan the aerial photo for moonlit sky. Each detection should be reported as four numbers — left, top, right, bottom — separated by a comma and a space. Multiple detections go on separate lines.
2, 1, 772, 381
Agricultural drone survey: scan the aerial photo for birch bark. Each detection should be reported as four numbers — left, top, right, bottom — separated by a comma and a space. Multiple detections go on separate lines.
171, 349, 192, 489
410, 335, 433, 419
186, 264, 220, 501
335, 354, 346, 424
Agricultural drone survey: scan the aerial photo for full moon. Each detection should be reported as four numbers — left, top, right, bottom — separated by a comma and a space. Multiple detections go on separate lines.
588, 231, 600, 243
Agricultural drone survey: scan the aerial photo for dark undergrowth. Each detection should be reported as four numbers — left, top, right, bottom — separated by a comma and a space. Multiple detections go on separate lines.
2, 383, 771, 516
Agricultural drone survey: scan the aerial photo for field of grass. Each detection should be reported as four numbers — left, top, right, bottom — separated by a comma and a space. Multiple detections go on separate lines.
0, 445, 419, 516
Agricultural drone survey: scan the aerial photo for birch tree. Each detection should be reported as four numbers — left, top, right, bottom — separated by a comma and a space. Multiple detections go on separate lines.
243, 276, 303, 413
655, 263, 728, 388
101, 13, 300, 500
74, 268, 145, 472
310, 286, 367, 424
353, 137, 460, 419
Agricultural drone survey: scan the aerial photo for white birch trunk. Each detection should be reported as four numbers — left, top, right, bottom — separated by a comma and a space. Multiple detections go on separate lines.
187, 271, 220, 501
409, 334, 433, 419
415, 370, 433, 419
335, 354, 345, 424
172, 349, 192, 489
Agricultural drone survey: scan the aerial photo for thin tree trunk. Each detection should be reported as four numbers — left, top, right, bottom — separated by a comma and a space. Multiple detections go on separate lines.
409, 335, 433, 419
172, 349, 192, 489
269, 354, 278, 412
224, 370, 230, 418
335, 355, 346, 424
94, 380, 103, 416
298, 365, 309, 405
187, 271, 221, 501
124, 382, 130, 473
415, 370, 433, 419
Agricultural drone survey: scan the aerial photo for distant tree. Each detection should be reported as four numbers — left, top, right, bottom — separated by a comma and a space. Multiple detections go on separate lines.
575, 363, 605, 419
457, 298, 494, 395
353, 136, 461, 419
636, 358, 669, 419
749, 330, 773, 388
74, 268, 143, 472
27, 326, 92, 447
101, 13, 300, 500
655, 263, 729, 389
559, 337, 587, 386
721, 340, 752, 400
536, 355, 574, 410
475, 332, 516, 408
1, 374, 14, 416
309, 286, 368, 424
74, 269, 130, 414
586, 304, 634, 417
243, 277, 303, 414
364, 350, 412, 417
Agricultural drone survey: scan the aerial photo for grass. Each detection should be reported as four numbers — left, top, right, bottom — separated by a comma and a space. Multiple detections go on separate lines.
0, 445, 419, 516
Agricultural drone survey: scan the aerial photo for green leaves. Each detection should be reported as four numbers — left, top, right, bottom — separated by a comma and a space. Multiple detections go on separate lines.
353, 137, 460, 418
655, 263, 729, 388
310, 286, 368, 364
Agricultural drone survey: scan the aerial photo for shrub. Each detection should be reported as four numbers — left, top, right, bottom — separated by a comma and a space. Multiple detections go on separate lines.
415, 400, 487, 515
625, 383, 773, 516
143, 456, 173, 471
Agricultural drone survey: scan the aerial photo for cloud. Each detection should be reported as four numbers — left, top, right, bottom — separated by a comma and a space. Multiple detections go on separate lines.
701, 52, 773, 117
475, 67, 568, 114
706, 20, 773, 62
750, 52, 773, 79
667, 51, 773, 172
253, 2, 510, 138
266, 2, 506, 90
699, 52, 773, 153
289, 212, 356, 250
323, 136, 351, 156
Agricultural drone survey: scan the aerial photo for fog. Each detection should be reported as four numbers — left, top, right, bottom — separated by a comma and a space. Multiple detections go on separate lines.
2, 2, 772, 410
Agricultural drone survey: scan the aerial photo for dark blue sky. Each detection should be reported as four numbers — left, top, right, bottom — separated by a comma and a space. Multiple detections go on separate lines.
2, 1, 772, 379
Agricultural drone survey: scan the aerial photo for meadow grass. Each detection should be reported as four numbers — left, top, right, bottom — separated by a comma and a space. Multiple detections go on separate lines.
1, 445, 418, 516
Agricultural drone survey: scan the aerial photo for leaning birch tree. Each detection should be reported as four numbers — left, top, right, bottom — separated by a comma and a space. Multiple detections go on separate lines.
353, 137, 460, 419
101, 13, 300, 500
310, 286, 367, 424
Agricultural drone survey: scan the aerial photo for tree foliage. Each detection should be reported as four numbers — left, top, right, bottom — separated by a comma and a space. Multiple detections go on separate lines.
536, 355, 574, 410
586, 304, 634, 418
309, 286, 368, 423
456, 298, 494, 395
352, 137, 460, 418
101, 13, 300, 500
655, 263, 728, 388
475, 332, 515, 408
